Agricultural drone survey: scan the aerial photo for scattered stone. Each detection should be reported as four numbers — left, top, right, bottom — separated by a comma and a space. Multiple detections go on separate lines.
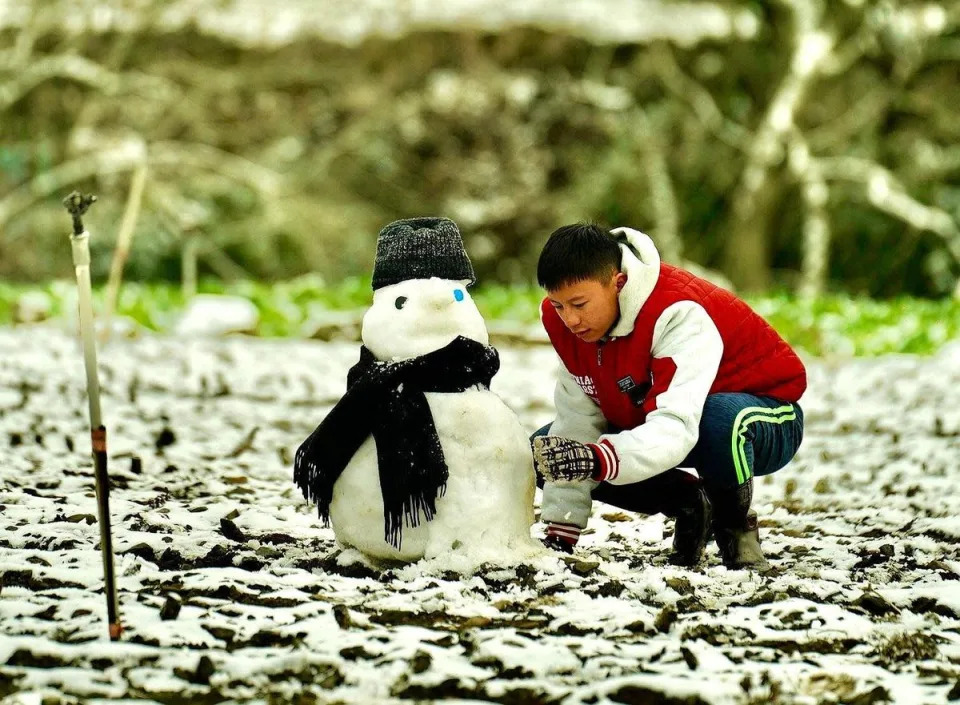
666, 576, 695, 596
158, 548, 185, 571
175, 655, 215, 685
2, 570, 32, 589
911, 597, 956, 619
203, 625, 236, 644
155, 427, 177, 451
220, 518, 247, 542
199, 545, 237, 568
160, 596, 181, 621
654, 606, 678, 633
681, 646, 698, 670
248, 630, 302, 648
257, 532, 297, 545
462, 616, 492, 628
32, 605, 57, 621
238, 556, 265, 571
594, 580, 626, 598
123, 543, 157, 562
846, 686, 892, 705
607, 683, 710, 705
339, 645, 377, 660
570, 559, 600, 576
853, 591, 900, 617
256, 545, 282, 559
6, 650, 68, 669
410, 650, 432, 674
333, 604, 353, 629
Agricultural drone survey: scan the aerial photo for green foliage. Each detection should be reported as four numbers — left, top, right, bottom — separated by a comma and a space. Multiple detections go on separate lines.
0, 281, 957, 358
748, 293, 959, 357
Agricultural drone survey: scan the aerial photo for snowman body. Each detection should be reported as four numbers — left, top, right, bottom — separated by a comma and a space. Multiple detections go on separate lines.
328, 277, 536, 562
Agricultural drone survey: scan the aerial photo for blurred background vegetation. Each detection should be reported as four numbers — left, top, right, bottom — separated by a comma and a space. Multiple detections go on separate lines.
1, 0, 960, 351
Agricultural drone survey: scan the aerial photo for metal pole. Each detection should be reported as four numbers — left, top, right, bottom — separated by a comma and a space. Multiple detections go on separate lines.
63, 191, 122, 641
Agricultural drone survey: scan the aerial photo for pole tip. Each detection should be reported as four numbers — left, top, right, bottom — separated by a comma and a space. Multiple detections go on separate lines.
109, 622, 123, 641
63, 191, 97, 236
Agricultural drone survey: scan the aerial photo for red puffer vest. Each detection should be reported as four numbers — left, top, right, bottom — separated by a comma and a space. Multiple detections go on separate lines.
542, 264, 807, 431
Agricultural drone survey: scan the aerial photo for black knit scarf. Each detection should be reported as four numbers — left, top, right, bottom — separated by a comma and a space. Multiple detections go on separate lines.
294, 336, 500, 549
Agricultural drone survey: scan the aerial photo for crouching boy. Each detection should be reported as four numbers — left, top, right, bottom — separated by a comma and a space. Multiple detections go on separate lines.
532, 224, 806, 569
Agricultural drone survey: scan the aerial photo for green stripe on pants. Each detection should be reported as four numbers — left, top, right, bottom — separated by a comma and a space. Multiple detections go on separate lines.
731, 405, 797, 485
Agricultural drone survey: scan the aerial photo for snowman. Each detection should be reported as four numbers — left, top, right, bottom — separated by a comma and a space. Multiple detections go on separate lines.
294, 217, 538, 563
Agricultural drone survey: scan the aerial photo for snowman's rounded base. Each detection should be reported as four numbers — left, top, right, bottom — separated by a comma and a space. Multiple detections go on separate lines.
329, 388, 539, 565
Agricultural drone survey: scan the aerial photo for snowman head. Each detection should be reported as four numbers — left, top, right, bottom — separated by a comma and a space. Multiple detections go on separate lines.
363, 217, 487, 360
362, 277, 489, 361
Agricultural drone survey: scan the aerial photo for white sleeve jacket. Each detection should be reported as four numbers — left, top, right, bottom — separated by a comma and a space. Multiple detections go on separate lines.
540, 228, 724, 530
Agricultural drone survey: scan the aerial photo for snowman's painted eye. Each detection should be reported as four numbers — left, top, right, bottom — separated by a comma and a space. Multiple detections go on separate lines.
453, 289, 464, 302
395, 296, 407, 310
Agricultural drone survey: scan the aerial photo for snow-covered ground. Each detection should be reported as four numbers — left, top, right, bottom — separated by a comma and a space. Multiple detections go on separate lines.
1, 326, 959, 704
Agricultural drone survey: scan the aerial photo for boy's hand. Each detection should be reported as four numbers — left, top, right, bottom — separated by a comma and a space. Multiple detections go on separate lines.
532, 436, 601, 483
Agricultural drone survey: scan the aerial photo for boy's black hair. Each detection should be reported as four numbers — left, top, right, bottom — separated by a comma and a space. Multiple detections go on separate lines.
536, 223, 622, 291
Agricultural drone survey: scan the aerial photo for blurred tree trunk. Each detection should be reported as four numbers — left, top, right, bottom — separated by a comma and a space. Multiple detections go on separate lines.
723, 0, 831, 292
723, 175, 778, 291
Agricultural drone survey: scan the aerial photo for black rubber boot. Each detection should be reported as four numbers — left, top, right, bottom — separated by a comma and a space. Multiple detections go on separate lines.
713, 510, 769, 570
709, 480, 770, 570
668, 484, 712, 567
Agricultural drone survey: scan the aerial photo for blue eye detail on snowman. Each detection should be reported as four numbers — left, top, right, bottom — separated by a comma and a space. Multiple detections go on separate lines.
453, 289, 464, 302
394, 296, 407, 310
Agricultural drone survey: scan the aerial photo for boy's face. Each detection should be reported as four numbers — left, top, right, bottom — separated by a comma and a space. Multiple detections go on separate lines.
546, 271, 626, 343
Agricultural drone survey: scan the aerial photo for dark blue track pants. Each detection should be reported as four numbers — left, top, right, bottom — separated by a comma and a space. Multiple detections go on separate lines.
534, 393, 804, 516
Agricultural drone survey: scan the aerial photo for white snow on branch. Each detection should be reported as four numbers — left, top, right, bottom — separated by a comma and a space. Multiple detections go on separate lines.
0, 0, 761, 47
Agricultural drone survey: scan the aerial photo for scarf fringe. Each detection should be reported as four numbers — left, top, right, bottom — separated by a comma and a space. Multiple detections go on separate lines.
297, 446, 449, 548
384, 482, 447, 549
293, 450, 332, 526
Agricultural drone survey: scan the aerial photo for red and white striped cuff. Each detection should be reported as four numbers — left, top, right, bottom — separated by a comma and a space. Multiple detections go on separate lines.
546, 522, 582, 546
587, 439, 620, 482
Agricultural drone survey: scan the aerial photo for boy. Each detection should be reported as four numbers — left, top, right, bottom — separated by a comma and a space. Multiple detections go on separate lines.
532, 224, 806, 569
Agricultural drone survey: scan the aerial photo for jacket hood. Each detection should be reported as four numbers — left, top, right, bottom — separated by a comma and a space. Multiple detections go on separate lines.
607, 227, 661, 339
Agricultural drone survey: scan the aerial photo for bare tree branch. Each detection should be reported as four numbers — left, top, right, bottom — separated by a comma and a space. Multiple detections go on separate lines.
149, 142, 282, 196
102, 162, 148, 342
648, 45, 751, 151
0, 141, 147, 236
786, 131, 831, 298
0, 140, 280, 238
807, 88, 890, 152
913, 142, 960, 178
0, 54, 121, 110
634, 107, 683, 264
724, 0, 834, 290
818, 155, 960, 263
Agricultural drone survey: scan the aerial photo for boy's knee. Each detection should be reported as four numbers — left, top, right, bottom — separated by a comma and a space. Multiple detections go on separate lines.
698, 394, 742, 446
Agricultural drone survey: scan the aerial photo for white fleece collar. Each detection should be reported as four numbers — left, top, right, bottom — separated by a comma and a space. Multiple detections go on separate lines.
606, 227, 661, 339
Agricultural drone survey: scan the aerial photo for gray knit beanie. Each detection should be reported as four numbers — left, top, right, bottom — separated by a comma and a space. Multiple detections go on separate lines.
372, 217, 476, 290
